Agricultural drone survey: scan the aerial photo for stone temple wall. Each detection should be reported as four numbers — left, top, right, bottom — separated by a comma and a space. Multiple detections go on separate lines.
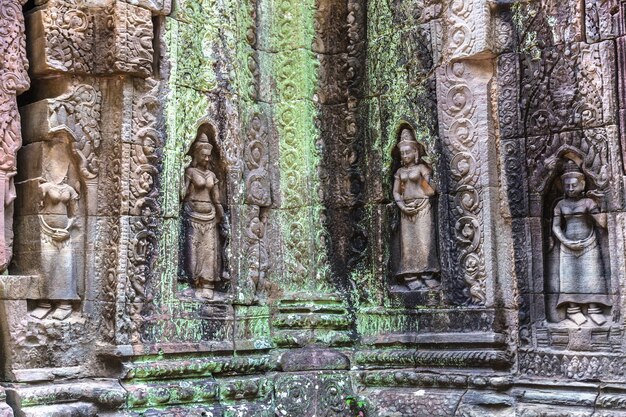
0, 0, 625, 416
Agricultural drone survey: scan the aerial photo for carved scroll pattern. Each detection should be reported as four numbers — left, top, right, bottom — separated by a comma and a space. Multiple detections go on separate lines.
245, 114, 271, 208
276, 106, 313, 285
100, 217, 120, 341
446, 0, 478, 58
120, 78, 163, 343
313, 0, 368, 277
344, 0, 368, 271
497, 53, 520, 140
438, 63, 486, 305
125, 216, 157, 343
0, 0, 30, 172
245, 0, 259, 101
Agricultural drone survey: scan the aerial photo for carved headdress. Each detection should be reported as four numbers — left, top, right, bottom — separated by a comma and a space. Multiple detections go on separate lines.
397, 128, 419, 150
190, 132, 213, 155
561, 160, 584, 181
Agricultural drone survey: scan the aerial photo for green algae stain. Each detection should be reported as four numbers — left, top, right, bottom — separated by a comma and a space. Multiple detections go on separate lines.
269, 0, 330, 294
356, 308, 418, 337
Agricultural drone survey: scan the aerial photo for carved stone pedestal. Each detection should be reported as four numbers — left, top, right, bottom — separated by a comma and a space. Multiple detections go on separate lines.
536, 323, 623, 352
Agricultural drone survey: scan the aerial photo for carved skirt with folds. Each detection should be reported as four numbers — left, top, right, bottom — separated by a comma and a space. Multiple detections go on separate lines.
557, 231, 611, 307
396, 197, 440, 277
40, 214, 78, 301
184, 203, 220, 288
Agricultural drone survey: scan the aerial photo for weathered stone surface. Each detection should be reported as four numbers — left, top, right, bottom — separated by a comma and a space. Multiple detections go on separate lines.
2, 0, 626, 415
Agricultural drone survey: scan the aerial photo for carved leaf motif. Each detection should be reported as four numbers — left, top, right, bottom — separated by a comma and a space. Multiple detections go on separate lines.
245, 114, 271, 207
42, 0, 94, 73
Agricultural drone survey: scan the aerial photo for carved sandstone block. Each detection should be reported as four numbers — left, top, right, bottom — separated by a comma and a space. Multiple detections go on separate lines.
444, 0, 494, 60
26, 0, 153, 77
585, 0, 621, 42
103, 1, 154, 77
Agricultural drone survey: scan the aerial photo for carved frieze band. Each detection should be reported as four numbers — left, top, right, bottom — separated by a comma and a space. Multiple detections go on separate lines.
520, 350, 626, 381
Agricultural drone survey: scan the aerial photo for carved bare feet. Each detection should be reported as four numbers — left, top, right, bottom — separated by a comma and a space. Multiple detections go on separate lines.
588, 305, 606, 325
51, 302, 73, 320
588, 313, 606, 326
422, 274, 440, 289
196, 287, 214, 300
566, 305, 587, 326
405, 276, 424, 291
567, 311, 587, 325
30, 302, 53, 319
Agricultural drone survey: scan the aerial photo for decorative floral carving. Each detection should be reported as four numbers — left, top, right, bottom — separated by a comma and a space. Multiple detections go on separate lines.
39, 0, 94, 73
103, 2, 153, 77
521, 42, 614, 137
99, 217, 120, 341
125, 216, 158, 343
527, 129, 610, 196
32, 0, 153, 76
274, 375, 314, 416
245, 114, 271, 207
0, 0, 29, 271
130, 78, 162, 216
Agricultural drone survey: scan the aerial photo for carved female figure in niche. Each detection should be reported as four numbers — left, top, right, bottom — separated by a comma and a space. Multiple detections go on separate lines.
552, 161, 610, 326
182, 132, 225, 300
393, 128, 440, 290
31, 176, 80, 321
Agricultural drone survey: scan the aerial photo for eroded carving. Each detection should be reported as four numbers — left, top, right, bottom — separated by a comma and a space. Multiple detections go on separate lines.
31, 177, 80, 321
